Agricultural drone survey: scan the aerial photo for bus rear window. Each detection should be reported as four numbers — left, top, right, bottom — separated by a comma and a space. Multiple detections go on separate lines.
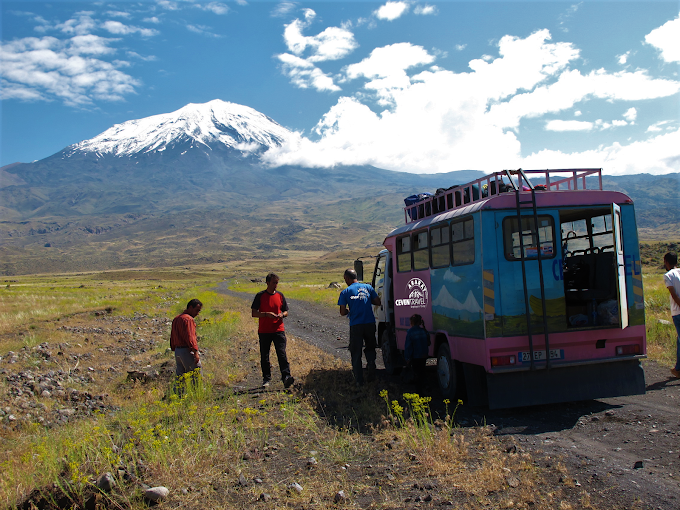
452, 218, 474, 266
503, 216, 555, 260
413, 231, 429, 271
397, 235, 411, 272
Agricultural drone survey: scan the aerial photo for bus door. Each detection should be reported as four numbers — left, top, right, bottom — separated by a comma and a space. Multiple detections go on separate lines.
372, 251, 387, 324
613, 204, 629, 329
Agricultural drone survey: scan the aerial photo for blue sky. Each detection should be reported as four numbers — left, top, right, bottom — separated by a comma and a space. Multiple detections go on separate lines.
1, 1, 679, 175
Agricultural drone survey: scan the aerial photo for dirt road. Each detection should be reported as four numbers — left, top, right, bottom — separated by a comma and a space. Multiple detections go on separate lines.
218, 282, 680, 509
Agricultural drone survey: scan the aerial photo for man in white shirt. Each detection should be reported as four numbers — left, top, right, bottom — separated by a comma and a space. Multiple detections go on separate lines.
663, 252, 680, 378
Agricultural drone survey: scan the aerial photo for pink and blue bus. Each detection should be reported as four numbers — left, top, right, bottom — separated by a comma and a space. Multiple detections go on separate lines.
366, 168, 646, 409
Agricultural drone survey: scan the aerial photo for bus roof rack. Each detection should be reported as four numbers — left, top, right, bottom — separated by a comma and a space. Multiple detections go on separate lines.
404, 168, 603, 224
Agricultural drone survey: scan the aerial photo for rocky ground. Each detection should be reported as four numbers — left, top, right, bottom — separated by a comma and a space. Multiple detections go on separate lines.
2, 288, 679, 509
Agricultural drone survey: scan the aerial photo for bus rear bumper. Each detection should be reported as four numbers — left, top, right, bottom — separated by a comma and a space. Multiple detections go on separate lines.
484, 359, 645, 409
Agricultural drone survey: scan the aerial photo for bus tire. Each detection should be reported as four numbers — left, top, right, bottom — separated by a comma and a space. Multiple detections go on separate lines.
437, 343, 457, 398
381, 330, 399, 375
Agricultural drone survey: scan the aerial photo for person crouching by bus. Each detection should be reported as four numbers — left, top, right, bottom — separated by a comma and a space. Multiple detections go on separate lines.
405, 314, 430, 390
170, 299, 203, 390
251, 273, 295, 389
663, 252, 680, 379
338, 269, 381, 387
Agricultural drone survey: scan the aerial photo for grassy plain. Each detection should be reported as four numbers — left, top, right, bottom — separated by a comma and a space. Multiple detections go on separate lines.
0, 252, 677, 509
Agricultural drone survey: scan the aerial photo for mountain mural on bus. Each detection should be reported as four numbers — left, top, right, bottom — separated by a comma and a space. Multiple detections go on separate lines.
430, 264, 485, 338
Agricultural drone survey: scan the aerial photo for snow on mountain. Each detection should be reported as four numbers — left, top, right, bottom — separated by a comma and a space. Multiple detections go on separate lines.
67, 100, 293, 157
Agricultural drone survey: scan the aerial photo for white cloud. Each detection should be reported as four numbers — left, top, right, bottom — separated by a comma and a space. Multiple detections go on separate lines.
646, 120, 673, 133
143, 17, 161, 24
277, 53, 340, 92
196, 2, 229, 15
617, 51, 630, 65
455, 44, 466, 51
414, 5, 437, 16
283, 18, 357, 62
271, 2, 297, 18
56, 12, 97, 35
645, 15, 680, 63
186, 24, 221, 38
623, 107, 637, 122
523, 129, 680, 175
374, 2, 410, 21
264, 29, 680, 175
106, 11, 131, 19
0, 35, 140, 106
278, 13, 358, 92
157, 1, 179, 11
126, 51, 157, 61
102, 21, 159, 37
546, 120, 593, 131
557, 3, 581, 33
574, 110, 582, 116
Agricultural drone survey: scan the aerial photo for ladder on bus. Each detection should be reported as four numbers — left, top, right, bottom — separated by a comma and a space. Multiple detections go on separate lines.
505, 168, 551, 371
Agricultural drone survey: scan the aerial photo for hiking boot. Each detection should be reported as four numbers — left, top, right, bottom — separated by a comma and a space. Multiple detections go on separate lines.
671, 368, 680, 379
283, 375, 295, 388
262, 379, 271, 388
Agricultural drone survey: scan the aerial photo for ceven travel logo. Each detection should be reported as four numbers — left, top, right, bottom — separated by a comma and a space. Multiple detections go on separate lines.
395, 278, 429, 308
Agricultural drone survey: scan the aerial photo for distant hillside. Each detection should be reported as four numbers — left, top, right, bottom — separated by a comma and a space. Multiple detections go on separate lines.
0, 100, 677, 275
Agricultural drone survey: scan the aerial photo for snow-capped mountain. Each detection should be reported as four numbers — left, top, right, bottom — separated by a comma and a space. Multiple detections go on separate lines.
66, 100, 293, 157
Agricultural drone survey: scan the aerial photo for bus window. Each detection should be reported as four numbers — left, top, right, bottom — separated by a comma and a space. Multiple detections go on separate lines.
561, 210, 613, 257
397, 235, 412, 272
452, 218, 475, 266
413, 231, 429, 271
430, 224, 450, 268
503, 216, 555, 260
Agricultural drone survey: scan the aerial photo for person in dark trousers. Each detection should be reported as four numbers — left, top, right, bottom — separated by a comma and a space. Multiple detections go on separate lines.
663, 252, 680, 378
338, 268, 381, 386
252, 273, 294, 388
170, 298, 203, 382
404, 314, 430, 390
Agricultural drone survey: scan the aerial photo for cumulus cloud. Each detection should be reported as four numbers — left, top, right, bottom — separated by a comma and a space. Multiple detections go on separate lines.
263, 29, 680, 175
271, 2, 297, 18
102, 20, 159, 37
374, 2, 410, 21
414, 5, 437, 16
523, 129, 680, 175
195, 2, 229, 15
0, 35, 140, 106
546, 120, 593, 131
277, 10, 358, 92
143, 17, 161, 24
617, 51, 630, 65
645, 15, 680, 63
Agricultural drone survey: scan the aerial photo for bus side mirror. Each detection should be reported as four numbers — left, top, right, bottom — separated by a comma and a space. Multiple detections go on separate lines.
354, 259, 364, 281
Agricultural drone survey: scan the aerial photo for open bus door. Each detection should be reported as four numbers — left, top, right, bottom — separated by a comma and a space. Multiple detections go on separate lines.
612, 204, 629, 329
371, 252, 387, 325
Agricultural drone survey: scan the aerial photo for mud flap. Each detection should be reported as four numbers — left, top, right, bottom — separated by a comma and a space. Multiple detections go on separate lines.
485, 360, 645, 409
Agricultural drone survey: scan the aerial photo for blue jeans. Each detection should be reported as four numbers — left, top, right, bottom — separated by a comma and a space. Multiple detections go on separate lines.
673, 314, 680, 371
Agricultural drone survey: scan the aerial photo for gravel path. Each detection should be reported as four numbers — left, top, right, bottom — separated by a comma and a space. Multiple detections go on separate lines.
217, 282, 680, 509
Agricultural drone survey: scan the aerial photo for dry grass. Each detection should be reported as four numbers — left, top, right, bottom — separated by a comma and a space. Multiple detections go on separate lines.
0, 259, 672, 509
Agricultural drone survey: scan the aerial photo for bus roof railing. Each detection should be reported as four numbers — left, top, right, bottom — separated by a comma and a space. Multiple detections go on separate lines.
403, 168, 603, 224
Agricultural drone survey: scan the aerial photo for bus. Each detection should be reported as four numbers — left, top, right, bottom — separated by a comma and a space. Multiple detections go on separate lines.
362, 168, 646, 409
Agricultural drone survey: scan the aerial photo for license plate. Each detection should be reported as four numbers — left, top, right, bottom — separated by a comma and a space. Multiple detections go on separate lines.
519, 349, 563, 362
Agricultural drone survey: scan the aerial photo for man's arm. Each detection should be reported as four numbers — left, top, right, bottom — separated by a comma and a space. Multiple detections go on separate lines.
668, 286, 680, 308
371, 296, 381, 306
339, 304, 348, 316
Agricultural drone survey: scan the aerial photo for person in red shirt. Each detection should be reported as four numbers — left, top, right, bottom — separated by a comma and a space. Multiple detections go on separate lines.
170, 298, 203, 378
251, 273, 294, 388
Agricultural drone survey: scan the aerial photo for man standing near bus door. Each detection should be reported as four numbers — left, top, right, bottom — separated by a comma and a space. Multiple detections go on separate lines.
170, 298, 203, 379
338, 269, 381, 387
252, 273, 295, 389
663, 252, 680, 378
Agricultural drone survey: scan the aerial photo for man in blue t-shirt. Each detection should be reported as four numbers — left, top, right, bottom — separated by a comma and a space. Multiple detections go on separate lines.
338, 269, 381, 386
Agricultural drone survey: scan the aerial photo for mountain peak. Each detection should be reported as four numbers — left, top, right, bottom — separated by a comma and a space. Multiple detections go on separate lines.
67, 99, 293, 157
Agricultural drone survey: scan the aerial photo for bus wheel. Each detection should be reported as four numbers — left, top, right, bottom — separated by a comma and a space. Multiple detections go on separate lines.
437, 344, 457, 398
381, 330, 399, 375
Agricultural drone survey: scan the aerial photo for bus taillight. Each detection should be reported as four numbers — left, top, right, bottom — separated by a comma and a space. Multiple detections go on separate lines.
616, 344, 640, 356
491, 355, 516, 367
